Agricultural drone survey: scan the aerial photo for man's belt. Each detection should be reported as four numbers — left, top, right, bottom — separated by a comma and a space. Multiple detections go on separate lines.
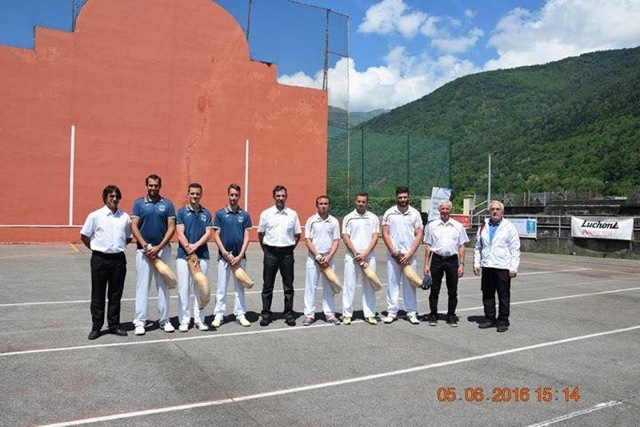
433, 253, 458, 262
263, 244, 295, 252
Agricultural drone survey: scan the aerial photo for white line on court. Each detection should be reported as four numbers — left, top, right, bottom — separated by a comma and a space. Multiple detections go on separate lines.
457, 286, 640, 311
0, 268, 590, 308
36, 325, 640, 427
3, 286, 639, 357
525, 400, 623, 426
0, 322, 336, 357
517, 268, 589, 276
0, 291, 284, 308
0, 250, 79, 260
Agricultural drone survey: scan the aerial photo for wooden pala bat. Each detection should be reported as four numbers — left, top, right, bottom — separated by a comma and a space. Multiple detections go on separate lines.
322, 266, 342, 294
402, 265, 423, 288
232, 266, 255, 289
150, 258, 177, 289
359, 261, 382, 291
188, 254, 210, 309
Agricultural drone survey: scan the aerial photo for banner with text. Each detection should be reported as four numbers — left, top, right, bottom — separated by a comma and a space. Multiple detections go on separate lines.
509, 218, 538, 238
429, 187, 452, 221
571, 216, 634, 241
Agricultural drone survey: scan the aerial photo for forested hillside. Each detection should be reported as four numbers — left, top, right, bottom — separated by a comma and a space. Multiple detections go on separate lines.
329, 47, 640, 206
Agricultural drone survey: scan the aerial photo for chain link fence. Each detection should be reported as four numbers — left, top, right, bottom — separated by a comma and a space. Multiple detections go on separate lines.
328, 128, 451, 216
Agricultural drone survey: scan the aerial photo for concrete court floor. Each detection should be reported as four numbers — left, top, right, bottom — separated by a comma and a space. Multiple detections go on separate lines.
0, 243, 639, 427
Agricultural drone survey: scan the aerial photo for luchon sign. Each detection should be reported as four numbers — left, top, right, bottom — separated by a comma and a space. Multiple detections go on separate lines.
571, 216, 634, 241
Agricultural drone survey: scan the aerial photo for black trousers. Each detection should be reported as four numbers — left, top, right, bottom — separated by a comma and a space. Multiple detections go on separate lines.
90, 251, 127, 331
481, 267, 511, 326
429, 254, 459, 316
261, 245, 295, 318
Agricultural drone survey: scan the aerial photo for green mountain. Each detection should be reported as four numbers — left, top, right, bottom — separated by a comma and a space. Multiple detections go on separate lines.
328, 47, 640, 208
328, 106, 387, 137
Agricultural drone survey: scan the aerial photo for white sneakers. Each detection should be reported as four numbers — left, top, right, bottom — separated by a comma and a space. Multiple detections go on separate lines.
213, 315, 250, 327
180, 322, 210, 332
212, 315, 223, 328
195, 323, 209, 331
383, 315, 396, 324
383, 314, 419, 324
136, 317, 249, 333
137, 322, 209, 334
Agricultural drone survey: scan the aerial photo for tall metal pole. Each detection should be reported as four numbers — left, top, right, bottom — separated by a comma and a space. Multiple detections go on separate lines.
322, 10, 329, 90
406, 134, 410, 187
487, 152, 492, 206
71, 0, 76, 32
361, 128, 364, 191
448, 140, 452, 189
345, 14, 351, 201
246, 0, 253, 41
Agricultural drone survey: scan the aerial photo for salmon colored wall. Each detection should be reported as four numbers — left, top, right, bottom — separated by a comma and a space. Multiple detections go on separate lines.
0, 0, 328, 243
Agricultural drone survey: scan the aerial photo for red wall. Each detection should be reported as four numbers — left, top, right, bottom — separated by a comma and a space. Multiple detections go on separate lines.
0, 0, 328, 243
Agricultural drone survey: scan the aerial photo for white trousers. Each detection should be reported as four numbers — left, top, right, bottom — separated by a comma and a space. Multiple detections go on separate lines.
386, 254, 418, 317
304, 256, 337, 318
213, 258, 247, 318
134, 247, 172, 327
176, 257, 209, 325
342, 254, 377, 318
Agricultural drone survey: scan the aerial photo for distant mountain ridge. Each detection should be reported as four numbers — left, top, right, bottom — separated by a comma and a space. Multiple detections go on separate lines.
329, 47, 640, 203
328, 106, 387, 136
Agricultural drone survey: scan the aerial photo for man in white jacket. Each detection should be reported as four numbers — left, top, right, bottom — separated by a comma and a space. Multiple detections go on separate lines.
473, 201, 520, 332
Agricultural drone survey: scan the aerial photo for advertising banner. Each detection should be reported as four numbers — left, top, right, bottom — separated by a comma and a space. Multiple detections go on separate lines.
509, 218, 538, 238
450, 214, 471, 230
571, 216, 634, 241
429, 187, 452, 221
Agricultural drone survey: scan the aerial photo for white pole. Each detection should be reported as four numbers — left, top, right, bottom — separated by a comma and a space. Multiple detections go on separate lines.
487, 152, 492, 207
244, 138, 249, 211
69, 124, 76, 226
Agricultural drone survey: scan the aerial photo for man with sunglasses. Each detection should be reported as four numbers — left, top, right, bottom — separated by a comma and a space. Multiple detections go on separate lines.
80, 185, 132, 340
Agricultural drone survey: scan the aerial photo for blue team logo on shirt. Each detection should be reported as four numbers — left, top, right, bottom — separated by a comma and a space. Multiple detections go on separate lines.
237, 216, 244, 223
159, 205, 166, 212
200, 214, 208, 222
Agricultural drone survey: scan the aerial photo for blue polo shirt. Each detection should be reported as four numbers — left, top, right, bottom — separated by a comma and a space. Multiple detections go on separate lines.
131, 196, 176, 248
176, 205, 213, 259
213, 206, 252, 260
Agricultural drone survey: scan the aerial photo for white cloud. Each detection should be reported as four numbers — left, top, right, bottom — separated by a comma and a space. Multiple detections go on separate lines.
485, 0, 640, 70
464, 9, 476, 19
359, 0, 481, 55
432, 27, 484, 54
277, 71, 321, 90
418, 15, 440, 38
358, 0, 427, 38
281, 0, 640, 112
278, 48, 478, 111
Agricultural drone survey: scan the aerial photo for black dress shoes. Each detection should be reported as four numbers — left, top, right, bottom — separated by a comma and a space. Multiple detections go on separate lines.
109, 328, 128, 337
88, 330, 100, 340
260, 316, 271, 327
478, 320, 497, 329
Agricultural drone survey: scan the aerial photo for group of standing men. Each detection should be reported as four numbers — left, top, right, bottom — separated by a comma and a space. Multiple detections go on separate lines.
81, 175, 253, 339
80, 177, 520, 340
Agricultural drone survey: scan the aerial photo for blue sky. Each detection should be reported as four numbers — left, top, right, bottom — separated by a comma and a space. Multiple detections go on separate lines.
2, 0, 640, 111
